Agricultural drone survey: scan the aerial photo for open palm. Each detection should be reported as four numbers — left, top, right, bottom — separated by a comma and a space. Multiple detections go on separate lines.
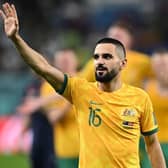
0, 3, 19, 38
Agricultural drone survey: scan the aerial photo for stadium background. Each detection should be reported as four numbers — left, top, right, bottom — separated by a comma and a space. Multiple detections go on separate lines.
0, 0, 168, 168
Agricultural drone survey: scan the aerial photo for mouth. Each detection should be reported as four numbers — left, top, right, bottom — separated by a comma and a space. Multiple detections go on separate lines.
96, 69, 107, 76
96, 66, 107, 76
97, 71, 104, 76
96, 67, 107, 74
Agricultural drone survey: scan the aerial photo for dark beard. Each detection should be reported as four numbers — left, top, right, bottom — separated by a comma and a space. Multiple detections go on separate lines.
95, 69, 119, 83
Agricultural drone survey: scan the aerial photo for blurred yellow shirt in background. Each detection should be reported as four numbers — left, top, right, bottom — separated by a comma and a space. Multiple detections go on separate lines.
146, 80, 168, 142
40, 82, 79, 158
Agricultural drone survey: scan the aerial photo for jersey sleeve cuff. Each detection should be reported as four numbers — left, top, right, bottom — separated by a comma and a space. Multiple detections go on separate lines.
56, 74, 68, 94
141, 127, 158, 136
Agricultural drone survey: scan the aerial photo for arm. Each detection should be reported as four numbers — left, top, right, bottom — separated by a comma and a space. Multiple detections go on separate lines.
0, 3, 64, 90
38, 93, 64, 108
17, 94, 64, 114
46, 102, 72, 124
144, 133, 166, 168
21, 115, 31, 133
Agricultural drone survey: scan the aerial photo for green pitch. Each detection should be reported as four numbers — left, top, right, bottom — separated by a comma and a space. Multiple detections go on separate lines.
0, 154, 30, 168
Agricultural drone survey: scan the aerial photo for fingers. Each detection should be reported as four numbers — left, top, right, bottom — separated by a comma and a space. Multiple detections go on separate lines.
5, 3, 13, 16
1, 3, 15, 18
11, 4, 19, 25
0, 3, 19, 27
2, 3, 8, 17
2, 3, 11, 17
0, 10, 6, 20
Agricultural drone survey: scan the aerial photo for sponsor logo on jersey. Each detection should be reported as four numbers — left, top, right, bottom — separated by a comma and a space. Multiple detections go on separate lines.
89, 100, 102, 105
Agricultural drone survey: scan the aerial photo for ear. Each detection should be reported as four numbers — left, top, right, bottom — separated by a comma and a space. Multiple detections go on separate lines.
120, 59, 127, 70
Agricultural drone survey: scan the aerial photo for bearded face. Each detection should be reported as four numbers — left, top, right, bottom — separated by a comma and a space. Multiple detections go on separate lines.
93, 43, 126, 83
95, 64, 120, 83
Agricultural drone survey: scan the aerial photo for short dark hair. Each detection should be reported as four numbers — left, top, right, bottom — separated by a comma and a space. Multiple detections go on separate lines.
96, 37, 126, 59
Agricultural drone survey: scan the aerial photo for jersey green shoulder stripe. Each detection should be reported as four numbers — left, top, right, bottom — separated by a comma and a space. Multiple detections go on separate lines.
142, 127, 158, 136
56, 74, 68, 94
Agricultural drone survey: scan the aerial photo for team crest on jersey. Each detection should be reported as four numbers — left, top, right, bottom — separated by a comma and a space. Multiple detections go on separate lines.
121, 109, 137, 129
122, 109, 136, 117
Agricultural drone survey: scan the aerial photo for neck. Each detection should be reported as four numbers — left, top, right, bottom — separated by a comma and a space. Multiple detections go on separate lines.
98, 75, 122, 92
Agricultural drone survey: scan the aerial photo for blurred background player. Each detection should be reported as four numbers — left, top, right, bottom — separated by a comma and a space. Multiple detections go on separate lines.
107, 21, 154, 87
16, 76, 57, 168
40, 48, 79, 168
145, 48, 168, 167
79, 21, 153, 88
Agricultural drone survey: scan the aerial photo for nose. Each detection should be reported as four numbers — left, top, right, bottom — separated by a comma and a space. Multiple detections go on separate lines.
96, 56, 105, 65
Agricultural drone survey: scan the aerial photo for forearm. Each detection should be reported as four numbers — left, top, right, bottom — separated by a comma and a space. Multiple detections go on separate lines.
11, 34, 50, 75
46, 102, 71, 124
36, 93, 64, 109
11, 34, 64, 89
145, 137, 166, 168
22, 115, 31, 133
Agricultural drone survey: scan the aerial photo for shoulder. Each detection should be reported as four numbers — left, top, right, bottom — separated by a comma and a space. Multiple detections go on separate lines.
68, 75, 89, 84
125, 84, 150, 98
128, 50, 150, 62
66, 75, 95, 91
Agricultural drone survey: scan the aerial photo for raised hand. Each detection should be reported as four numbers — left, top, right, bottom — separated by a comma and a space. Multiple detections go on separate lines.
0, 3, 19, 38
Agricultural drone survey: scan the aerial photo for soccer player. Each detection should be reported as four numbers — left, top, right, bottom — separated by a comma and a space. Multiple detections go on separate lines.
78, 21, 154, 168
0, 3, 166, 168
40, 49, 79, 168
79, 21, 153, 88
145, 48, 168, 167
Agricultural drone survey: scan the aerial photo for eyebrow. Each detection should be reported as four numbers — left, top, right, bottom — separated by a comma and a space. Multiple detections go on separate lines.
93, 53, 98, 56
93, 53, 112, 56
93, 53, 113, 57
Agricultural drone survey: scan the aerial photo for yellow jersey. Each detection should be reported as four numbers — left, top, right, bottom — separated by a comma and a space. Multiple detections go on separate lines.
79, 50, 153, 88
40, 82, 79, 157
78, 58, 95, 82
146, 80, 168, 142
60, 75, 158, 168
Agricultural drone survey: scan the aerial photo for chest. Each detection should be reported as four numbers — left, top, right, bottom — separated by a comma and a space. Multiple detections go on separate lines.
76, 93, 142, 130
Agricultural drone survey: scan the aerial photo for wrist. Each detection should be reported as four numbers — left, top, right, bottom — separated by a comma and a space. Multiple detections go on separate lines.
10, 33, 20, 42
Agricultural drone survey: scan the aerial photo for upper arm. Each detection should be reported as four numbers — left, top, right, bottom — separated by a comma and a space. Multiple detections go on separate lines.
144, 133, 166, 168
144, 133, 158, 146
41, 63, 65, 91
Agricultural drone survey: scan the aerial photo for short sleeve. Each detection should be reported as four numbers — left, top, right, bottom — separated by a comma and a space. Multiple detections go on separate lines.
57, 74, 78, 104
140, 94, 158, 136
